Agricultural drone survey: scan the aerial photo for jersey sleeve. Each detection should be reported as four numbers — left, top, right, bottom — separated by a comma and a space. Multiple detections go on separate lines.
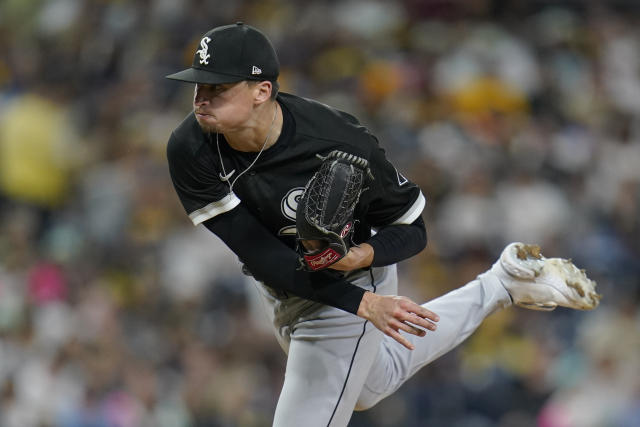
364, 138, 425, 227
167, 132, 240, 225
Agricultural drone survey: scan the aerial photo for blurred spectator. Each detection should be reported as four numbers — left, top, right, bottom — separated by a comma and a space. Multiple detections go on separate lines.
0, 91, 80, 209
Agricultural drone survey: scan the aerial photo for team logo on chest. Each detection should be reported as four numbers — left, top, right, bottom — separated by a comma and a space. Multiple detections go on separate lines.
196, 36, 212, 65
278, 187, 305, 236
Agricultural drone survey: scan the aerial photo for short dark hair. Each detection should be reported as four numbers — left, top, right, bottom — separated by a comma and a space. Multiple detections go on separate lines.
270, 80, 280, 100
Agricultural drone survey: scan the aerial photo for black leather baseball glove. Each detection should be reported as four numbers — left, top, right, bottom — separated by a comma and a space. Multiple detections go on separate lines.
296, 150, 372, 271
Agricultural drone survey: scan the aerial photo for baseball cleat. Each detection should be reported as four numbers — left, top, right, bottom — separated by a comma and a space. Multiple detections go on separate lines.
492, 242, 601, 311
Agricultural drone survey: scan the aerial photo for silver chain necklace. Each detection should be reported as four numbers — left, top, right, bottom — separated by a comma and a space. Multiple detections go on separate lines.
216, 103, 278, 192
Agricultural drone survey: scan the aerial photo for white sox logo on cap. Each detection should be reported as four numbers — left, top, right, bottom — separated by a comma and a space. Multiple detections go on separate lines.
196, 36, 211, 65
166, 23, 279, 84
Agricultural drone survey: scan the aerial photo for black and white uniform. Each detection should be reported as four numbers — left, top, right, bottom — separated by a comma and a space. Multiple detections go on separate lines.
167, 93, 512, 426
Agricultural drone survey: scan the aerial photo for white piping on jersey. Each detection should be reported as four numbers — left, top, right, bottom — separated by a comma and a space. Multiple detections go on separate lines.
216, 102, 279, 192
391, 191, 425, 225
188, 192, 241, 226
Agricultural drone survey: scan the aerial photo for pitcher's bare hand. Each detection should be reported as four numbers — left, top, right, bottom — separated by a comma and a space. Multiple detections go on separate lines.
357, 291, 439, 350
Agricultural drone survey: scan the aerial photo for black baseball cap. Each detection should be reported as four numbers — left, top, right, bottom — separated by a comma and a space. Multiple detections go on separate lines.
166, 22, 279, 85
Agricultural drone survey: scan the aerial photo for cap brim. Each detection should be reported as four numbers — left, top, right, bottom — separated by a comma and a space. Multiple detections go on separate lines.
165, 68, 246, 84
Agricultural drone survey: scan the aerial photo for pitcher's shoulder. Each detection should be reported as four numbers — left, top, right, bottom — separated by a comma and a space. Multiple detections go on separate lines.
277, 93, 372, 147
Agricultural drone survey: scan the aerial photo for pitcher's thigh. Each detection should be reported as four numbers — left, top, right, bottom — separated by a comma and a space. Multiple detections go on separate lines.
273, 320, 383, 427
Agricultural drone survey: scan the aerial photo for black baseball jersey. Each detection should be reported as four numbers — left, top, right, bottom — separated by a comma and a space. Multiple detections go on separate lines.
167, 92, 425, 250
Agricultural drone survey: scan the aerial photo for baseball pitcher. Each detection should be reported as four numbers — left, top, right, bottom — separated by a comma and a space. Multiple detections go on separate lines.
165, 23, 600, 427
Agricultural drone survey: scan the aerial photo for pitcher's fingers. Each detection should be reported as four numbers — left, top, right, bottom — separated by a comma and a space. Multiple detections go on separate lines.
413, 305, 440, 322
401, 311, 438, 331
386, 328, 414, 351
391, 319, 426, 337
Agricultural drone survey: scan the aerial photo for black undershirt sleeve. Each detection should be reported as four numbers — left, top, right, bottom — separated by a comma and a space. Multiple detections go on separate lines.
203, 204, 366, 314
368, 216, 427, 267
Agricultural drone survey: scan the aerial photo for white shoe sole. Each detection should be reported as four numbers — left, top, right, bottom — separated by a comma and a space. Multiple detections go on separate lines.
496, 243, 602, 311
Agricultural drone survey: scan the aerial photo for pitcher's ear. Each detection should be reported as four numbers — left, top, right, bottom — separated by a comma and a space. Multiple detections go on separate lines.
253, 80, 273, 104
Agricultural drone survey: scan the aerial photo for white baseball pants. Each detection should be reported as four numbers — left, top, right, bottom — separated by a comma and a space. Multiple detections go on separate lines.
253, 265, 512, 427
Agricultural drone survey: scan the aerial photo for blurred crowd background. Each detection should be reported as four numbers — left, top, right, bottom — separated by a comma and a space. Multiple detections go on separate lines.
1, 0, 639, 426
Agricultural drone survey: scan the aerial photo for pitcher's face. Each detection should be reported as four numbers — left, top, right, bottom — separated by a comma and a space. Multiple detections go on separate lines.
193, 81, 256, 133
